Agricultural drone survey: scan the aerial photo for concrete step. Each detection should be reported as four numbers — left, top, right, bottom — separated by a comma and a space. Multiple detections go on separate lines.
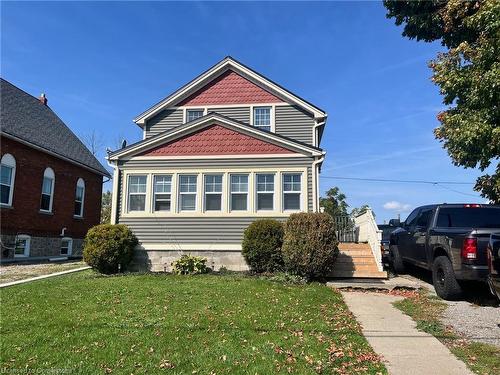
331, 269, 387, 279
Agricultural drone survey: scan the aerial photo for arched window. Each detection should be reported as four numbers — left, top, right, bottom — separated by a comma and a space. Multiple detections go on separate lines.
74, 178, 85, 217
1, 153, 16, 206
40, 167, 55, 212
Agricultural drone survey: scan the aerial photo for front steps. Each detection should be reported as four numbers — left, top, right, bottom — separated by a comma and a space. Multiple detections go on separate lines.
331, 243, 387, 279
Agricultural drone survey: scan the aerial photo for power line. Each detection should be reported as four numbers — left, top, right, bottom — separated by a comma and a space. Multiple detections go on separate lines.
321, 176, 475, 185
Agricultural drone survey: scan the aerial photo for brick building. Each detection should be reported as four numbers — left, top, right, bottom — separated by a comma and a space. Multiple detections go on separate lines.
0, 78, 110, 261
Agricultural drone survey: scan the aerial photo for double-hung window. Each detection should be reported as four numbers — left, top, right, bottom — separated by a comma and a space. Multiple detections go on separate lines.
128, 175, 147, 212
256, 174, 274, 210
186, 109, 204, 122
0, 153, 15, 206
204, 174, 222, 211
253, 107, 271, 132
153, 175, 172, 212
61, 238, 73, 256
179, 175, 197, 211
230, 174, 248, 211
74, 178, 85, 217
15, 235, 30, 257
283, 173, 302, 210
40, 167, 55, 212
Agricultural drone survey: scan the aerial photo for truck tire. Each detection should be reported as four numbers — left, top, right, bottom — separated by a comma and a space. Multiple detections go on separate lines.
432, 256, 462, 300
390, 245, 405, 274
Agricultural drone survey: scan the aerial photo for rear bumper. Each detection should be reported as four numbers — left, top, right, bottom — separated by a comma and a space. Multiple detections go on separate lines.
455, 264, 489, 281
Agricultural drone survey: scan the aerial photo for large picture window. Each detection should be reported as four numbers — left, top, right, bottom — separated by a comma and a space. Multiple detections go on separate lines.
253, 107, 271, 132
283, 173, 301, 210
179, 175, 197, 211
204, 174, 222, 211
40, 167, 55, 212
153, 175, 172, 211
128, 175, 147, 211
230, 174, 248, 211
256, 174, 274, 210
0, 153, 16, 206
74, 178, 85, 217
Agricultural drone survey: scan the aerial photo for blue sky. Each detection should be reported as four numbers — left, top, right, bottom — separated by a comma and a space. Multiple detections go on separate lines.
1, 1, 485, 222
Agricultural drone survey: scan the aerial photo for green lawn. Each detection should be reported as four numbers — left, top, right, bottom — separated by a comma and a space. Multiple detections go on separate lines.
0, 271, 385, 374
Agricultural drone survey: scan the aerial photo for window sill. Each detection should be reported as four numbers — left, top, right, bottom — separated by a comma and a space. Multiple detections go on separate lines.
39, 210, 53, 215
73, 215, 84, 220
0, 204, 13, 209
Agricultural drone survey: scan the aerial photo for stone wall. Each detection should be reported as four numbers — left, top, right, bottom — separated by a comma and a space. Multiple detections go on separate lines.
0, 234, 83, 260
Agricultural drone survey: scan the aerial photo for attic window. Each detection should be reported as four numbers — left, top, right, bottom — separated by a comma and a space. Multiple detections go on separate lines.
186, 109, 204, 123
253, 107, 271, 132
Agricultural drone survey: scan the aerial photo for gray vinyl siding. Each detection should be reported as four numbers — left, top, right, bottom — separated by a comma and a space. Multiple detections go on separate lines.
145, 108, 183, 137
207, 107, 250, 123
275, 105, 314, 145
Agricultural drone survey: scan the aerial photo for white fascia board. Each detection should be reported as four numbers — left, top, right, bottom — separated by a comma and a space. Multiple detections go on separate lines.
134, 58, 327, 125
108, 115, 322, 160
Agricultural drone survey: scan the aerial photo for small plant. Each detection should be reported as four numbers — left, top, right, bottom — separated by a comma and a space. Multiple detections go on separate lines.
242, 219, 284, 273
282, 212, 339, 280
83, 224, 138, 274
171, 255, 208, 275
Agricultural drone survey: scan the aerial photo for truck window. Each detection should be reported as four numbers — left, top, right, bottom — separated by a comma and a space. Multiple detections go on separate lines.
404, 208, 420, 227
416, 208, 433, 228
436, 207, 500, 228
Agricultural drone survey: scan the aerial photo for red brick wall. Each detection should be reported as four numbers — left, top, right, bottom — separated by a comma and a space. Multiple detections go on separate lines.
1, 137, 104, 238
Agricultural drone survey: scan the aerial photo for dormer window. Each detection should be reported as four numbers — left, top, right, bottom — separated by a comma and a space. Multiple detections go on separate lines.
253, 107, 271, 132
186, 109, 204, 123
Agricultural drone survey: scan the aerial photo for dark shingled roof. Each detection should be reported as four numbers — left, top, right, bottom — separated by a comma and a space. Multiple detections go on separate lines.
0, 78, 110, 176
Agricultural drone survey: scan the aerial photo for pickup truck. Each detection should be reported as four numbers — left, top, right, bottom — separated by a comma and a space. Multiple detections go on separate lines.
487, 233, 500, 300
389, 204, 500, 300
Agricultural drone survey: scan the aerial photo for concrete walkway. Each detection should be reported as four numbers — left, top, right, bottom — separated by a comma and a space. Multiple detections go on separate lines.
0, 266, 90, 288
341, 291, 473, 375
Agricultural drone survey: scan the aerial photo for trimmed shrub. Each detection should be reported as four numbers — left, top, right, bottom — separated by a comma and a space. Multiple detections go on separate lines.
83, 224, 138, 274
282, 213, 339, 279
171, 255, 208, 275
242, 219, 284, 273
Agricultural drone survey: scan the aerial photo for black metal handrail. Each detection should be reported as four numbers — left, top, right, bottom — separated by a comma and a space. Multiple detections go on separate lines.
332, 215, 357, 243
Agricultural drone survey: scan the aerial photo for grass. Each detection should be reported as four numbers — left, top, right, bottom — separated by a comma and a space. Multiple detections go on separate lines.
0, 261, 87, 284
0, 271, 386, 374
394, 291, 500, 375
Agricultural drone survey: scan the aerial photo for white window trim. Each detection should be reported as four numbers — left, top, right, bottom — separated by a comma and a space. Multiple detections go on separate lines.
255, 173, 275, 212
183, 108, 207, 124
61, 237, 73, 256
40, 167, 55, 213
229, 173, 249, 212
0, 153, 16, 207
74, 178, 85, 218
282, 172, 303, 212
203, 174, 223, 212
126, 174, 148, 212
15, 234, 30, 257
152, 174, 172, 212
178, 174, 198, 212
250, 105, 275, 132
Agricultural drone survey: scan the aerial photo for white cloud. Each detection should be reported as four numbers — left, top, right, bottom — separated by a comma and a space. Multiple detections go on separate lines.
383, 201, 412, 212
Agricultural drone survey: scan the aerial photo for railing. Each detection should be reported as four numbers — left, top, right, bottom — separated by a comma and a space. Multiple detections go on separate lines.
332, 215, 357, 243
353, 209, 383, 272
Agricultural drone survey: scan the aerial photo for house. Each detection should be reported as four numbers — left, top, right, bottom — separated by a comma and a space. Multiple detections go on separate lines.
0, 78, 110, 261
107, 57, 326, 271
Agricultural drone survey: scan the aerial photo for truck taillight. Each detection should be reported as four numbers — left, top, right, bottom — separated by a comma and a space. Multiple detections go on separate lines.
462, 238, 477, 260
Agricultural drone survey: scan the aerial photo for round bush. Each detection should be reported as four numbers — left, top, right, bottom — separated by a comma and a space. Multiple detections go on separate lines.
282, 213, 339, 279
242, 219, 284, 273
83, 224, 138, 274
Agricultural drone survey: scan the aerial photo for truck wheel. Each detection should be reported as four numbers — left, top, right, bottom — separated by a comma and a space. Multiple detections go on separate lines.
390, 245, 405, 274
432, 256, 462, 300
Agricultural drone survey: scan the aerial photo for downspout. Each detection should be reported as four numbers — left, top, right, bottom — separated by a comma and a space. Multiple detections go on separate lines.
312, 152, 325, 212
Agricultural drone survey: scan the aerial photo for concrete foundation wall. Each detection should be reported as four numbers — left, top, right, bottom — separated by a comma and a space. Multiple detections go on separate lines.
131, 249, 249, 272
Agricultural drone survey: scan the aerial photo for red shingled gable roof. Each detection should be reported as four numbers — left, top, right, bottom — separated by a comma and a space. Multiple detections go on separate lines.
140, 124, 294, 156
177, 70, 283, 106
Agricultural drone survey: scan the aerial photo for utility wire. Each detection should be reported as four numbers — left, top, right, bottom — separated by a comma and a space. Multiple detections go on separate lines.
321, 176, 474, 185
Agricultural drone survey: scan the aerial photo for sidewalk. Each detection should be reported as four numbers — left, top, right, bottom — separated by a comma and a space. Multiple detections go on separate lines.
0, 266, 90, 288
341, 291, 473, 375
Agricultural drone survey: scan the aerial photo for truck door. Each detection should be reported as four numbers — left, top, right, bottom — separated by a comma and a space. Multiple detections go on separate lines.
398, 208, 420, 260
412, 208, 434, 265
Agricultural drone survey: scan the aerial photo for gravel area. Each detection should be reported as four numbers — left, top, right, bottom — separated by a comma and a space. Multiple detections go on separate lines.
442, 301, 500, 347
0, 261, 86, 284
